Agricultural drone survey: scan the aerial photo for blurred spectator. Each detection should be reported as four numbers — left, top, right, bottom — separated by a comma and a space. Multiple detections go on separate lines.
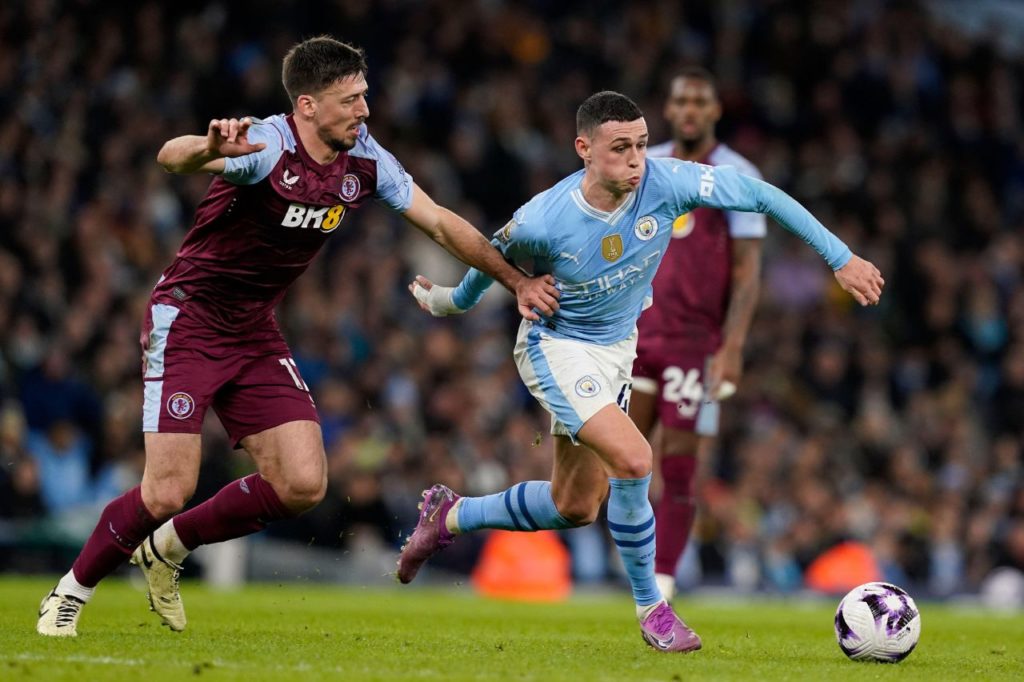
0, 0, 1022, 597
0, 406, 44, 519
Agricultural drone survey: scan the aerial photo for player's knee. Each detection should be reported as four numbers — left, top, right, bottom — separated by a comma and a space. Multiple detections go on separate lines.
608, 444, 653, 480
277, 473, 326, 513
144, 486, 194, 520
617, 459, 653, 480
554, 497, 600, 527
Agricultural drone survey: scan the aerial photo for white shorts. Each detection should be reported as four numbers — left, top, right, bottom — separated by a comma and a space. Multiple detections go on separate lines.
513, 320, 637, 442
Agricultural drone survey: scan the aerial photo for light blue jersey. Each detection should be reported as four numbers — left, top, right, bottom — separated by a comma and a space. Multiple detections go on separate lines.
453, 158, 851, 345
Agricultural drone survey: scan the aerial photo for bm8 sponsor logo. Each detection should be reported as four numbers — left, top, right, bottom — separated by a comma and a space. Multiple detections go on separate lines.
281, 203, 347, 232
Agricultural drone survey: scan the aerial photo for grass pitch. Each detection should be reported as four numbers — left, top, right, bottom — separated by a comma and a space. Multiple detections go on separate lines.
1, 577, 1022, 681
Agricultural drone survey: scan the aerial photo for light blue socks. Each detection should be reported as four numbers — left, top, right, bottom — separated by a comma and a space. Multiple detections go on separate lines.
607, 474, 661, 606
457, 475, 661, 608
457, 481, 573, 532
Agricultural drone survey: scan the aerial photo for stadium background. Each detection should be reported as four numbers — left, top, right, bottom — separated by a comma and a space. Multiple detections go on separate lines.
0, 0, 1022, 605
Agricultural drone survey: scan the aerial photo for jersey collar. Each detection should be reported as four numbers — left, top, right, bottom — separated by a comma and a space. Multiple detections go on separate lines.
286, 114, 348, 176
570, 186, 637, 226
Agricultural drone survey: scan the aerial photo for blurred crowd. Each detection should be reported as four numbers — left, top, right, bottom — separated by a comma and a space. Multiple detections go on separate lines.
1, 0, 1022, 600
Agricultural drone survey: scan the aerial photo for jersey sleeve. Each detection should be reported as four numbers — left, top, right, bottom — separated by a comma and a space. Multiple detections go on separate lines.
359, 128, 415, 212
669, 162, 851, 270
221, 123, 285, 185
451, 205, 548, 310
725, 162, 767, 239
490, 205, 549, 262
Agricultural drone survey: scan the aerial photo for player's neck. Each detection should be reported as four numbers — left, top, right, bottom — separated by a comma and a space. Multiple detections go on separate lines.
674, 136, 717, 162
581, 175, 631, 212
294, 118, 340, 165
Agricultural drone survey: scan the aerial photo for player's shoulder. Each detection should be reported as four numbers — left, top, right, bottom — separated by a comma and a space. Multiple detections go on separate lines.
644, 156, 697, 186
525, 170, 583, 218
247, 114, 294, 151
506, 170, 584, 243
710, 143, 761, 178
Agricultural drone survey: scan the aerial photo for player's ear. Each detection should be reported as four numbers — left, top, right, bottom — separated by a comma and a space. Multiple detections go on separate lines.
295, 94, 316, 119
575, 136, 591, 163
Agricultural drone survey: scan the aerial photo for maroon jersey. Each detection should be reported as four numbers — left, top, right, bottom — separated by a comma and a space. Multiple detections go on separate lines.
151, 114, 413, 333
637, 142, 765, 348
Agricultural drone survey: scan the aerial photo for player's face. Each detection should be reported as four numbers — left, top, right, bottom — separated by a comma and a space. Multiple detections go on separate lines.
311, 74, 370, 152
579, 118, 649, 193
664, 77, 720, 143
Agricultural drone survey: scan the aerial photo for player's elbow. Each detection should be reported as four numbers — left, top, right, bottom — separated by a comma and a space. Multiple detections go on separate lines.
407, 212, 445, 246
428, 224, 450, 249
156, 144, 171, 170
156, 144, 179, 173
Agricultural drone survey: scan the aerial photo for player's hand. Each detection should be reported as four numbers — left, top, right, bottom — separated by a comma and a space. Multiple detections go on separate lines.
409, 275, 465, 316
207, 117, 266, 158
515, 274, 560, 322
834, 254, 884, 306
707, 345, 742, 401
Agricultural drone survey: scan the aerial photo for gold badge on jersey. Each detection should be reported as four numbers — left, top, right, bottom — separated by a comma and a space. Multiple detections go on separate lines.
602, 234, 623, 262
672, 212, 694, 239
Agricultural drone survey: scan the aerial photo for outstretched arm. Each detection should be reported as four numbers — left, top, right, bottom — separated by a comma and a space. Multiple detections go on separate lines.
157, 117, 267, 175
402, 184, 558, 320
689, 166, 884, 305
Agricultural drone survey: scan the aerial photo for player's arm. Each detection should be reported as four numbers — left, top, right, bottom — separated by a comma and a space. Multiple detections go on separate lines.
708, 238, 762, 400
409, 265, 496, 317
683, 165, 884, 305
402, 184, 558, 321
156, 117, 266, 175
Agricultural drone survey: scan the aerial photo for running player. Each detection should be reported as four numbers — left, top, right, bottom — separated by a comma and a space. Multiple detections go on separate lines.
398, 91, 883, 652
632, 68, 765, 602
36, 36, 559, 637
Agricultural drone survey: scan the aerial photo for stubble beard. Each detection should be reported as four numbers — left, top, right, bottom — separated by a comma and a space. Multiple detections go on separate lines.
326, 135, 356, 152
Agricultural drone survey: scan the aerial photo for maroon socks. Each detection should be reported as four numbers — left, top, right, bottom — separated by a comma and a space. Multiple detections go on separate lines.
172, 473, 293, 550
654, 454, 698, 576
71, 486, 161, 587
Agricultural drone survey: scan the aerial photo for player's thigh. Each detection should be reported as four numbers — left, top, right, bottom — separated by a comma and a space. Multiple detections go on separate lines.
630, 341, 662, 436
550, 435, 608, 524
513, 320, 635, 440
241, 420, 326, 508
141, 432, 202, 518
576, 404, 652, 479
214, 335, 320, 444
142, 303, 240, 437
628, 385, 659, 436
216, 337, 325, 510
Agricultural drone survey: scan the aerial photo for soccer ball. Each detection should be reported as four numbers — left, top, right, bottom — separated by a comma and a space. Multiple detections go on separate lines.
834, 582, 921, 662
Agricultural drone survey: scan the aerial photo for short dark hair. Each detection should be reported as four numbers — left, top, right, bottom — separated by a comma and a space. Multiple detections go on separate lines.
576, 91, 644, 135
282, 36, 368, 104
673, 66, 717, 92
675, 65, 716, 86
